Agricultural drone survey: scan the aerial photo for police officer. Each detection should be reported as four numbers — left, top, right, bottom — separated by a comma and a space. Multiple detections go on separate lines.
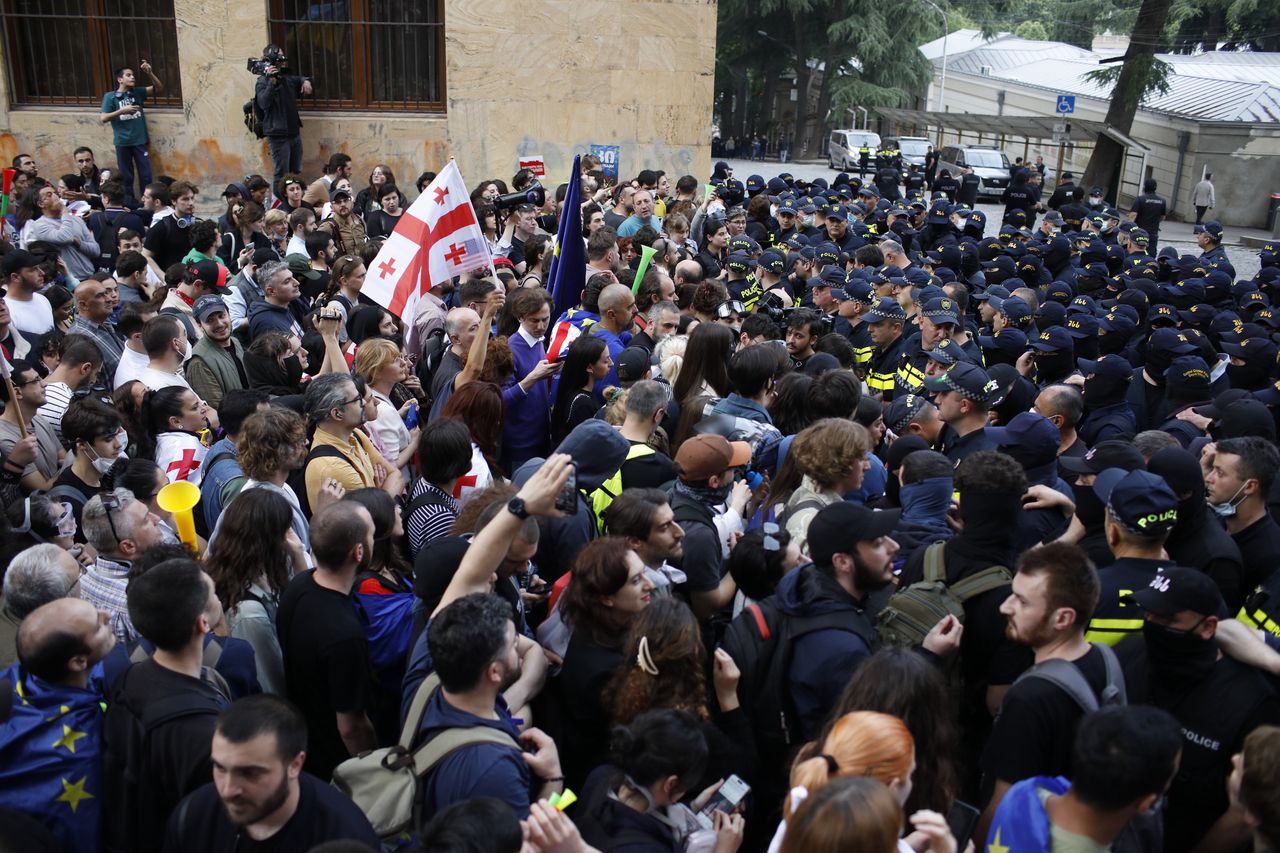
824, 205, 863, 255
1047, 171, 1076, 210
858, 186, 881, 221
933, 169, 960, 203
977, 324, 1029, 366
783, 245, 817, 297
922, 362, 1001, 464
810, 241, 840, 277
839, 277, 877, 374
1196, 220, 1228, 264
1119, 226, 1150, 263
754, 249, 790, 303
956, 166, 981, 208
769, 197, 800, 247
1239, 568, 1280, 642
1097, 208, 1123, 245
859, 144, 871, 179
874, 161, 901, 202
723, 250, 755, 307
866, 297, 908, 400
990, 294, 1034, 338
1084, 469, 1178, 646
1076, 355, 1137, 445
1002, 169, 1037, 226
1058, 186, 1090, 232
1129, 178, 1168, 254
1086, 185, 1107, 211
1026, 326, 1077, 388
1124, 328, 1196, 431
962, 209, 988, 242
922, 339, 974, 384
1115, 567, 1280, 853
882, 204, 917, 255
1033, 210, 1062, 244
898, 296, 962, 396
919, 206, 959, 253
808, 264, 843, 315
796, 198, 822, 240
904, 164, 925, 196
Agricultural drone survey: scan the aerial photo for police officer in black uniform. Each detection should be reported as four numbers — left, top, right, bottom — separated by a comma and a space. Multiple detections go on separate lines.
770, 198, 800, 247
1059, 186, 1091, 232
1047, 171, 1076, 210
898, 296, 963, 396
1129, 178, 1169, 254
840, 277, 877, 374
1115, 567, 1280, 853
865, 296, 907, 400
956, 166, 981, 208
1077, 355, 1137, 445
1196, 220, 1228, 264
824, 205, 863, 255
874, 163, 902, 202
1084, 469, 1178, 646
1002, 169, 1037, 225
797, 198, 822, 241
923, 362, 1001, 464
904, 165, 925, 197
722, 250, 756, 308
933, 169, 960, 203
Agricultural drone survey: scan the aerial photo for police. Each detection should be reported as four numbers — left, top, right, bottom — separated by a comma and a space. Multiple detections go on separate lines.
882, 204, 916, 255
904, 164, 925, 195
858, 144, 871, 178
1076, 355, 1137, 445
1084, 469, 1178, 647
1240, 571, 1280, 638
1047, 171, 1075, 210
918, 204, 959, 253
932, 169, 959, 203
1001, 168, 1037, 225
1058, 186, 1091, 232
796, 198, 822, 240
1196, 220, 1228, 264
823, 205, 863, 255
1086, 184, 1107, 211
808, 264, 844, 316
897, 297, 961, 396
956, 166, 981, 208
782, 244, 816, 297
865, 296, 907, 400
874, 162, 902, 202
1115, 567, 1280, 853
770, 197, 800, 247
754, 249, 790, 304
723, 250, 758, 309
840, 277, 877, 374
922, 362, 1001, 464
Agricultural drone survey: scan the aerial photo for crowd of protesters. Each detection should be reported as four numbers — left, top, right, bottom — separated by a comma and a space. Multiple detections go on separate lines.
0, 131, 1279, 853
